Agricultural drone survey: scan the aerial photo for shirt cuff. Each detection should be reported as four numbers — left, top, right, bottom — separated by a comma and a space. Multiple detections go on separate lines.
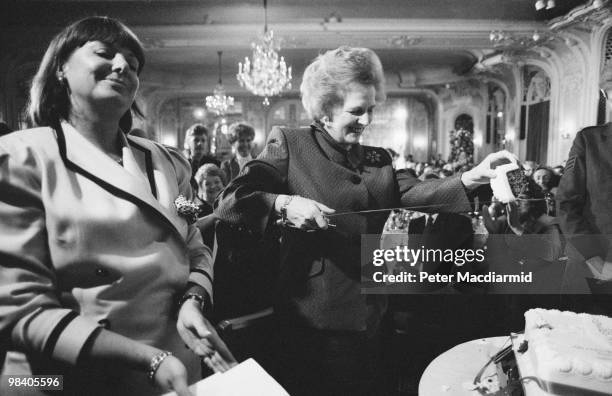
188, 270, 213, 303
16, 308, 100, 365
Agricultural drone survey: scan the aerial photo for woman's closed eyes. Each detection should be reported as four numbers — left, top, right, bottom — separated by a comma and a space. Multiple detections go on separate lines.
93, 44, 139, 71
348, 107, 374, 117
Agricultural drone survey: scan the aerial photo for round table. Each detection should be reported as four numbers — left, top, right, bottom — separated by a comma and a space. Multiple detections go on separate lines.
418, 336, 511, 396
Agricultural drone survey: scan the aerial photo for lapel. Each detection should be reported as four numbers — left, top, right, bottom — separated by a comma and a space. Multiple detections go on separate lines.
231, 157, 240, 179
312, 124, 392, 208
313, 127, 348, 166
359, 148, 395, 209
57, 122, 185, 239
126, 136, 158, 198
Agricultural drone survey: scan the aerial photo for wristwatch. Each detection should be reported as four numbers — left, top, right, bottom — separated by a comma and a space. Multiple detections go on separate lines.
179, 293, 207, 312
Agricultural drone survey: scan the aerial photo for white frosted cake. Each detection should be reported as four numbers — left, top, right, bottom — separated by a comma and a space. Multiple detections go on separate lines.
523, 309, 612, 395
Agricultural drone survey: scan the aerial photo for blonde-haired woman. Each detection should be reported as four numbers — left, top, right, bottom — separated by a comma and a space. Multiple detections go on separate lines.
216, 46, 515, 395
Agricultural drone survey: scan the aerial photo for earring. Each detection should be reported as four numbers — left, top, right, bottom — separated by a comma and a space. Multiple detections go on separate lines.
57, 72, 65, 84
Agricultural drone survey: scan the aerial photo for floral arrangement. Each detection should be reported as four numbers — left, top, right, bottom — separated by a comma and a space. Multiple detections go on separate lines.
174, 195, 200, 224
448, 128, 474, 168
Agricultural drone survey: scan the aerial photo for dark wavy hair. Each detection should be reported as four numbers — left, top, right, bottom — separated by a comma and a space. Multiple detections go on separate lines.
227, 122, 255, 145
28, 16, 145, 132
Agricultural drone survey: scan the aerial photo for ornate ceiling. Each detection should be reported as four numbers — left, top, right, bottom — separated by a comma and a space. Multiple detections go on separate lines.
0, 0, 597, 91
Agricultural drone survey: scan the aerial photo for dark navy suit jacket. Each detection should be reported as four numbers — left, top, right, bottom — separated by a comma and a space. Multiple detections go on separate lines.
216, 123, 471, 331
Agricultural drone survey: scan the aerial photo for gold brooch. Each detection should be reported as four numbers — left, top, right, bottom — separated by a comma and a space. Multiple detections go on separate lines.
365, 150, 382, 163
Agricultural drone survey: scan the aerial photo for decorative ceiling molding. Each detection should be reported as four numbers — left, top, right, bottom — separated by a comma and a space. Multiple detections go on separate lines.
388, 35, 423, 48
548, 0, 611, 30
489, 29, 557, 51
134, 18, 547, 52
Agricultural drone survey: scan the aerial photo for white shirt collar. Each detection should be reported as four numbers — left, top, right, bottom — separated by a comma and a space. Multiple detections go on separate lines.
236, 152, 252, 169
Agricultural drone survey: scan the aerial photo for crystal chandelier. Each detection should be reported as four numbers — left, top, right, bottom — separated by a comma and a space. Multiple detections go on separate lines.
236, 0, 292, 106
535, 0, 554, 10
206, 51, 234, 116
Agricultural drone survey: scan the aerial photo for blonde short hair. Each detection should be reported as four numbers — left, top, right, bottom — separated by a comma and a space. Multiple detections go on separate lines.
194, 163, 226, 186
300, 47, 386, 121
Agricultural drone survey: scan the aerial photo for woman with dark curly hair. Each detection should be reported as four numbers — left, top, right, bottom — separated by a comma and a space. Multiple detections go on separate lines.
0, 16, 234, 396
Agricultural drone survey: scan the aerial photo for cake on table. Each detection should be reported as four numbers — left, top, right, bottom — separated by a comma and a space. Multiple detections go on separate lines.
522, 308, 612, 395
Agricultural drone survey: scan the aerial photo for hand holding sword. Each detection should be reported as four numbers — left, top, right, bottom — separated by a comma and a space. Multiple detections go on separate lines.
274, 194, 336, 231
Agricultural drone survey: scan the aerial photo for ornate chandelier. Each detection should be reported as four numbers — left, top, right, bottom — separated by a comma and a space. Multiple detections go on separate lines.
206, 51, 234, 116
534, 0, 554, 10
236, 0, 292, 106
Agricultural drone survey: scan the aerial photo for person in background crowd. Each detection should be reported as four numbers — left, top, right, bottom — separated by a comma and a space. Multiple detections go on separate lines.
194, 164, 226, 216
532, 166, 557, 216
194, 163, 226, 248
432, 153, 446, 168
439, 168, 453, 179
532, 167, 555, 193
419, 164, 436, 180
0, 17, 234, 396
220, 122, 255, 182
215, 45, 516, 396
404, 153, 416, 170
183, 123, 220, 192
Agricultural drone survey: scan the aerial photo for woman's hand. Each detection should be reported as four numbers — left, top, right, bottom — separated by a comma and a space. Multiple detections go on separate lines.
460, 150, 518, 189
153, 354, 193, 396
177, 300, 237, 373
276, 195, 335, 231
